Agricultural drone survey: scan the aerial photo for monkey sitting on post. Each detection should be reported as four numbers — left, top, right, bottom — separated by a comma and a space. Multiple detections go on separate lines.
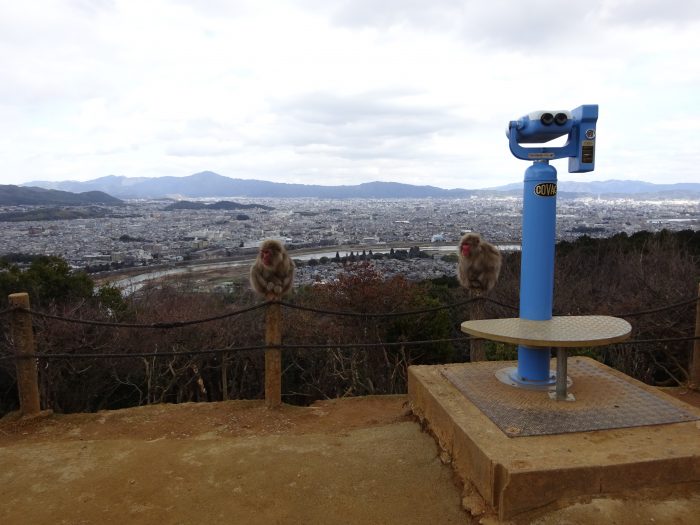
457, 233, 502, 293
250, 239, 295, 299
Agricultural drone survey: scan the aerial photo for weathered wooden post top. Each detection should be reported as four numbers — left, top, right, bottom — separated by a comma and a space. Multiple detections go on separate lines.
8, 292, 41, 415
461, 105, 631, 399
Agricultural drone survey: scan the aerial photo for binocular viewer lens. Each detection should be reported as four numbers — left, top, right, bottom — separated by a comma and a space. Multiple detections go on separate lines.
540, 112, 554, 125
539, 112, 568, 126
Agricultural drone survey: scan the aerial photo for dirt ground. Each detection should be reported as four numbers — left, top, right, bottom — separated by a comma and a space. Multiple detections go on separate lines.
1, 396, 469, 525
1, 392, 700, 525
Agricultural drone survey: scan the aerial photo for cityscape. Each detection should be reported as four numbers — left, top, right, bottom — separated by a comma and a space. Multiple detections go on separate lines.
1, 195, 698, 290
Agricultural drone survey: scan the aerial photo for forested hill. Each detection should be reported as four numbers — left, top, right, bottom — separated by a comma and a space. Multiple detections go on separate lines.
0, 185, 123, 206
163, 200, 274, 211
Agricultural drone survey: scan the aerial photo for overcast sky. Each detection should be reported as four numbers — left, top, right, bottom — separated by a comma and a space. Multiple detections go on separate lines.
2, 0, 699, 189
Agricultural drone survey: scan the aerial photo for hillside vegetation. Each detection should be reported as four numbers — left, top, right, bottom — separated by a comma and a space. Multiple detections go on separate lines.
162, 200, 274, 211
0, 184, 122, 206
0, 206, 116, 222
0, 229, 698, 416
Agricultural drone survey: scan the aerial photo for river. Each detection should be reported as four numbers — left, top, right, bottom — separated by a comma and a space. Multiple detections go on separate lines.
106, 243, 521, 294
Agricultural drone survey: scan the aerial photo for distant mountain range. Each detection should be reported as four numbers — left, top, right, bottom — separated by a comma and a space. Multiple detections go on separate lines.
25, 172, 475, 199
20, 172, 700, 200
0, 185, 123, 206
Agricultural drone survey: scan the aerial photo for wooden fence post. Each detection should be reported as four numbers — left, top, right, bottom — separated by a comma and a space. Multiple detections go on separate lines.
690, 283, 700, 390
469, 294, 486, 362
8, 293, 41, 416
265, 301, 282, 408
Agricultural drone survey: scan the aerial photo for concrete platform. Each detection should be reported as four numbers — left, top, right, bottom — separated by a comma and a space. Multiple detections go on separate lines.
408, 357, 700, 521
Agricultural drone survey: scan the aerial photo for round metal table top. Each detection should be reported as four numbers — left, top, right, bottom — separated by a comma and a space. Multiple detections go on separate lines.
460, 315, 632, 348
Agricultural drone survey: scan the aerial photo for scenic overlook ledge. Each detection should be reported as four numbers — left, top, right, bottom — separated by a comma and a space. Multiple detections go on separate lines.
2, 1, 700, 524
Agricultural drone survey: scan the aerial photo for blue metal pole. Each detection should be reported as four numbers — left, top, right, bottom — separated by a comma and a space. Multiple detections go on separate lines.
516, 160, 557, 383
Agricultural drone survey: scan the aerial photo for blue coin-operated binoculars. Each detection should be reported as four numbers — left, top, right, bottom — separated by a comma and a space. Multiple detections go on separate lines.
507, 105, 598, 387
508, 106, 597, 172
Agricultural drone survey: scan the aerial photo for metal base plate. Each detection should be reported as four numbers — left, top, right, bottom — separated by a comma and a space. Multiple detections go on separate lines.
441, 358, 699, 437
495, 366, 572, 390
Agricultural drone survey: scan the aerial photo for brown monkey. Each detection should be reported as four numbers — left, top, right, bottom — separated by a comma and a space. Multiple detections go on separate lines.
250, 239, 295, 299
457, 233, 502, 293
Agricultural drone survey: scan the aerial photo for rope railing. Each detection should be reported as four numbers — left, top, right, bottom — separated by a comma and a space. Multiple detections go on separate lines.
1, 295, 696, 328
0, 336, 475, 362
615, 334, 700, 345
610, 297, 700, 318
0, 296, 487, 326
2, 335, 699, 363
2, 290, 699, 414
2, 301, 271, 328
276, 298, 480, 317
0, 344, 268, 361
550, 297, 700, 318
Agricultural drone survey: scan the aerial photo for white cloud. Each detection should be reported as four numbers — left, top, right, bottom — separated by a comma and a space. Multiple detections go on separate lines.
1, 0, 699, 189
